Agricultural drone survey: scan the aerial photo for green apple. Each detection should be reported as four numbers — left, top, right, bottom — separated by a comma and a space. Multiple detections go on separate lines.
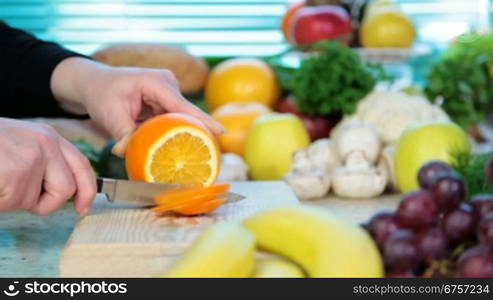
245, 113, 310, 180
395, 121, 470, 192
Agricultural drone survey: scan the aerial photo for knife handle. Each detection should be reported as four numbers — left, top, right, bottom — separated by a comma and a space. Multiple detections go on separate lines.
97, 177, 116, 193
96, 177, 104, 193
96, 177, 117, 201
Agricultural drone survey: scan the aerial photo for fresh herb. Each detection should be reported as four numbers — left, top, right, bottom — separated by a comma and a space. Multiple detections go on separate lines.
290, 41, 379, 116
425, 32, 493, 128
452, 150, 493, 197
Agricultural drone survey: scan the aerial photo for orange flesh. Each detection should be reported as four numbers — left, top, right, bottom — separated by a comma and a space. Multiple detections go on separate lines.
154, 184, 230, 205
152, 183, 230, 215
152, 193, 218, 213
150, 132, 214, 186
174, 198, 226, 216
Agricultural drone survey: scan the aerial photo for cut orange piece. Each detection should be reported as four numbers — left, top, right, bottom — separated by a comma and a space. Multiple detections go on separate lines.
126, 113, 220, 187
152, 193, 217, 213
154, 183, 230, 205
173, 198, 226, 216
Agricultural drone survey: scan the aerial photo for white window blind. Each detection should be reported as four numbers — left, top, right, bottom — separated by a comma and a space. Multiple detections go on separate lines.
0, 0, 490, 57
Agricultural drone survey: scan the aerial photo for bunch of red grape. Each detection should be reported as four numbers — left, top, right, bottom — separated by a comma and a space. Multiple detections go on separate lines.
365, 158, 493, 278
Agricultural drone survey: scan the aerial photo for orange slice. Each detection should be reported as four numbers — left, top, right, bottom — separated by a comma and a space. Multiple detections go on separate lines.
154, 184, 230, 205
152, 193, 217, 213
126, 113, 220, 187
173, 198, 226, 216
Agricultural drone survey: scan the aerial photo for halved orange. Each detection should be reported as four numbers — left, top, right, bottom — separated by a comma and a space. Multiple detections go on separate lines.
125, 113, 220, 187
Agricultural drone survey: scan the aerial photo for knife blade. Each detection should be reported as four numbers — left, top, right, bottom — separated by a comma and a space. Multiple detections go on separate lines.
96, 177, 246, 206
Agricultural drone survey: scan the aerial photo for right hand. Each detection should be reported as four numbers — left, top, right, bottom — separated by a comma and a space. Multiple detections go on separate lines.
0, 118, 96, 215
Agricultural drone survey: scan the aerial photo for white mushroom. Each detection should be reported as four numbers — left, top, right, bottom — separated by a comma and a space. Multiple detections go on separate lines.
331, 151, 388, 199
306, 138, 341, 173
291, 138, 341, 175
377, 145, 399, 192
284, 170, 331, 200
291, 148, 313, 174
332, 121, 382, 164
216, 153, 248, 182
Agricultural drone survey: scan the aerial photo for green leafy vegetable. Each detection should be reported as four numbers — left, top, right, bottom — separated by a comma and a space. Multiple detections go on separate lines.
425, 32, 493, 128
290, 41, 379, 116
452, 150, 493, 197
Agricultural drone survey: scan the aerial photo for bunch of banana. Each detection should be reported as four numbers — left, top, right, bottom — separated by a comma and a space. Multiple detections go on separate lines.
165, 222, 255, 278
245, 206, 383, 277
254, 258, 304, 278
164, 205, 383, 278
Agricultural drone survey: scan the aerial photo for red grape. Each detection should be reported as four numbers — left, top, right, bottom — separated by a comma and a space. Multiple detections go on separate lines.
431, 173, 466, 210
486, 158, 493, 185
457, 245, 493, 278
477, 212, 493, 247
469, 194, 493, 218
418, 161, 454, 190
386, 269, 415, 278
415, 227, 449, 260
367, 212, 400, 246
396, 190, 438, 229
441, 203, 476, 242
383, 230, 422, 270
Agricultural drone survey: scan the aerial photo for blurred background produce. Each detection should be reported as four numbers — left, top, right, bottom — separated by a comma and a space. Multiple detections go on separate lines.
14, 0, 489, 187
364, 159, 493, 278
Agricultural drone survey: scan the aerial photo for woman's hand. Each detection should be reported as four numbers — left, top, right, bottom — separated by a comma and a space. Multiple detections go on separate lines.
50, 57, 224, 157
0, 118, 96, 215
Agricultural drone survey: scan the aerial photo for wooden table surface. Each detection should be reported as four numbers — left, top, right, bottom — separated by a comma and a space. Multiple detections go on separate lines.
0, 193, 400, 277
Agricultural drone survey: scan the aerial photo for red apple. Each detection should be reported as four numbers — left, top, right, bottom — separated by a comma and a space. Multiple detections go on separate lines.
487, 158, 493, 185
275, 96, 340, 141
291, 5, 352, 46
276, 96, 300, 115
281, 1, 304, 44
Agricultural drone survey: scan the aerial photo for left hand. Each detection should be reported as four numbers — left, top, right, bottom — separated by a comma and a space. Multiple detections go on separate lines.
50, 57, 224, 157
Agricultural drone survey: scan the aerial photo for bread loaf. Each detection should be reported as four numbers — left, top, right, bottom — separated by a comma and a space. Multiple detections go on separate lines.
92, 43, 209, 94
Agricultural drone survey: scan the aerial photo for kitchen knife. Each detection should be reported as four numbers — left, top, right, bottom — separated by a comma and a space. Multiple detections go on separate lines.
96, 177, 246, 206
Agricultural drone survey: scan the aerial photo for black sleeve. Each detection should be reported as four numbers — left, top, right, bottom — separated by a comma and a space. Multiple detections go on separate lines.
0, 21, 88, 119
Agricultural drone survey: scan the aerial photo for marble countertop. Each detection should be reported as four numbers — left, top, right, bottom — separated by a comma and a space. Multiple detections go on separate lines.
0, 205, 79, 277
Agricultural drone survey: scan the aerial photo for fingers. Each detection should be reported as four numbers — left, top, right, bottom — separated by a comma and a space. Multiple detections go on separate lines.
170, 98, 225, 135
106, 111, 137, 157
0, 120, 95, 216
30, 145, 77, 216
113, 70, 225, 157
151, 75, 225, 135
59, 139, 97, 216
109, 111, 137, 142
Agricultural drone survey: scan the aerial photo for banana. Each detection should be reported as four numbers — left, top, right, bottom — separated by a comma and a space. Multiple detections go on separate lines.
243, 205, 383, 278
165, 222, 255, 278
254, 258, 305, 278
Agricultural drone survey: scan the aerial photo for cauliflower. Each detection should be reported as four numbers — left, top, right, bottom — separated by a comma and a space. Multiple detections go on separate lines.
339, 91, 450, 145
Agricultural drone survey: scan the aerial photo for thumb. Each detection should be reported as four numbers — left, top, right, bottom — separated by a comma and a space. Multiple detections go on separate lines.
112, 131, 133, 158
108, 113, 136, 158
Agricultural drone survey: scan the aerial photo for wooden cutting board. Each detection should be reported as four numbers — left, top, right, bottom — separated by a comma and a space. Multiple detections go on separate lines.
59, 181, 299, 277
